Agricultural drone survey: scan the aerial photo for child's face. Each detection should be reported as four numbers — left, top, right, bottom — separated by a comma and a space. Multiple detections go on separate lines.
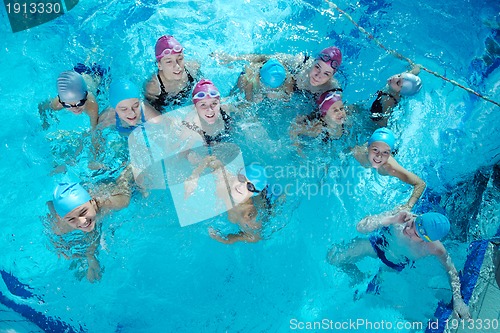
402, 217, 422, 241
64, 102, 86, 115
116, 98, 141, 126
368, 142, 391, 168
158, 53, 185, 80
387, 74, 404, 93
230, 177, 253, 204
62, 201, 97, 232
325, 100, 346, 125
195, 98, 221, 125
308, 60, 334, 87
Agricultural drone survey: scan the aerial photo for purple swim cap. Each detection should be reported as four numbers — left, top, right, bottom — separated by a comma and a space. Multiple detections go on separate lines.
192, 79, 220, 104
155, 35, 183, 61
317, 91, 342, 116
317, 46, 342, 70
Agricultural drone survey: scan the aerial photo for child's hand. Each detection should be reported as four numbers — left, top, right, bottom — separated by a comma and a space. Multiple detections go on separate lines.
452, 298, 471, 320
208, 227, 226, 243
86, 256, 102, 283
88, 161, 106, 171
210, 51, 235, 65
187, 151, 202, 164
394, 211, 413, 224
196, 155, 223, 170
41, 120, 50, 131
184, 176, 199, 199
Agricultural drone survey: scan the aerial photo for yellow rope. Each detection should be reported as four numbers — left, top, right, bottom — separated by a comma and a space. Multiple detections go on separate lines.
324, 0, 500, 108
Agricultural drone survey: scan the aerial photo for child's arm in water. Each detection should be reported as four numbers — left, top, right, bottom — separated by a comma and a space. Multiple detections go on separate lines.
384, 157, 426, 210
409, 64, 421, 76
38, 99, 59, 130
184, 155, 221, 198
208, 227, 260, 244
211, 52, 269, 65
95, 165, 134, 211
357, 211, 413, 234
289, 116, 322, 138
85, 236, 102, 283
351, 144, 370, 167
428, 243, 471, 319
85, 94, 99, 130
237, 66, 257, 102
211, 51, 303, 68
289, 115, 323, 157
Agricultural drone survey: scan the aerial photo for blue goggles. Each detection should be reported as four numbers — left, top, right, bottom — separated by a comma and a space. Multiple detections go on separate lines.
193, 90, 220, 100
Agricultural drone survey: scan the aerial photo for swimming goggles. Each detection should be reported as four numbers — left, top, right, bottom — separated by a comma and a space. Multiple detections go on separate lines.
192, 90, 220, 100
415, 217, 432, 242
237, 173, 260, 193
156, 45, 184, 60
318, 53, 340, 70
318, 91, 341, 110
58, 91, 88, 108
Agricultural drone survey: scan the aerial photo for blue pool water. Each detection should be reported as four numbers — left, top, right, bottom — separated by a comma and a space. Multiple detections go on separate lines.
1, 0, 499, 332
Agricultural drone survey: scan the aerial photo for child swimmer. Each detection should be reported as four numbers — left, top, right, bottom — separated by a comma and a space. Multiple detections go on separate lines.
327, 211, 471, 319
353, 128, 426, 211
47, 170, 132, 282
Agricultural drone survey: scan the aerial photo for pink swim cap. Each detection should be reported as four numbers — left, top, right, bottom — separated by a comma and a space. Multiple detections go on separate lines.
155, 35, 183, 61
317, 90, 342, 116
192, 79, 220, 104
317, 46, 342, 70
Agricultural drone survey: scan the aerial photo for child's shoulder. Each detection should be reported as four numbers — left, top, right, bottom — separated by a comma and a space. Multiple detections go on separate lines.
425, 241, 447, 257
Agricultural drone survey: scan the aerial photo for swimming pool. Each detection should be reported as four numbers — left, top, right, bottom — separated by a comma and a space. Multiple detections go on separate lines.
1, 0, 499, 332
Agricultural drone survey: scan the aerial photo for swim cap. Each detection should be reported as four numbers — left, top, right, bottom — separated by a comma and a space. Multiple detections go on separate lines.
192, 79, 220, 104
57, 71, 88, 102
245, 164, 269, 197
317, 46, 342, 69
53, 183, 92, 218
367, 127, 396, 151
415, 213, 450, 242
317, 90, 342, 116
155, 35, 183, 61
260, 59, 287, 89
399, 73, 422, 96
109, 79, 140, 109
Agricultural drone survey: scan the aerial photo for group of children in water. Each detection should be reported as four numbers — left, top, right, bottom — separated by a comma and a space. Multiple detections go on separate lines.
41, 35, 470, 318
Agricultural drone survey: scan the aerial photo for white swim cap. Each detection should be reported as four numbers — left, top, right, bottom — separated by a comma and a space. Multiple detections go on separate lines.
400, 73, 422, 96
57, 71, 88, 102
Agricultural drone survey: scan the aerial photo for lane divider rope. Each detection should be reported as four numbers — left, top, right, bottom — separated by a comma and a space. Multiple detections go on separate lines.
324, 0, 500, 108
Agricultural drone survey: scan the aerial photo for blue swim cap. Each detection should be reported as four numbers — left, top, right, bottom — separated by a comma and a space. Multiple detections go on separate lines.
109, 79, 140, 109
367, 127, 396, 151
415, 213, 450, 242
260, 59, 286, 89
53, 183, 92, 218
400, 73, 422, 96
245, 164, 269, 197
57, 71, 88, 102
